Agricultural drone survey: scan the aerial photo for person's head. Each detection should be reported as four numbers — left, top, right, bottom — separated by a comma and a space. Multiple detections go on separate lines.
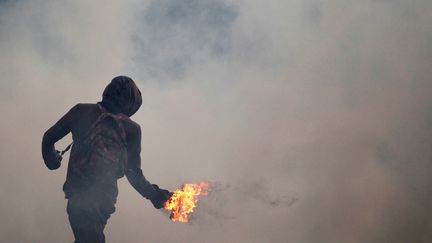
101, 76, 142, 117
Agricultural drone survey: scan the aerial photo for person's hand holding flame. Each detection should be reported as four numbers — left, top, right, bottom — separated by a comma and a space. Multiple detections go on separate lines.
150, 184, 173, 209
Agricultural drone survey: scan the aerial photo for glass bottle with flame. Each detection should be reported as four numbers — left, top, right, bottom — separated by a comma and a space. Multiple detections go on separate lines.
164, 182, 209, 222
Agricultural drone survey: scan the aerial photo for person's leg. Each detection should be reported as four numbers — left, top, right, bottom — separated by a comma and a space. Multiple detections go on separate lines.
67, 198, 107, 243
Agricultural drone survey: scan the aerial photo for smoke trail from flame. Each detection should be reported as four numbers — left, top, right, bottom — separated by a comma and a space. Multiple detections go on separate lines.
164, 182, 209, 222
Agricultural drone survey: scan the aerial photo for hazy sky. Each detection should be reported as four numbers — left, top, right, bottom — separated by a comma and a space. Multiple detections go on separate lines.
1, 0, 432, 242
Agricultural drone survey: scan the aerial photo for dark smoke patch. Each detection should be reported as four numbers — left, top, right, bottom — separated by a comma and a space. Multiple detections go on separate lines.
231, 180, 299, 208
189, 181, 298, 226
0, 0, 21, 100
132, 0, 238, 80
29, 22, 74, 68
0, 0, 74, 101
301, 0, 323, 27
0, 0, 18, 8
373, 105, 432, 242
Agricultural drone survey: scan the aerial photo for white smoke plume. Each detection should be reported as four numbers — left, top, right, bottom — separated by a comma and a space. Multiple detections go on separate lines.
0, 0, 432, 242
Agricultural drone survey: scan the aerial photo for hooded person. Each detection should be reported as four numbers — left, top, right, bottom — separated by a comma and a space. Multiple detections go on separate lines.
42, 76, 172, 243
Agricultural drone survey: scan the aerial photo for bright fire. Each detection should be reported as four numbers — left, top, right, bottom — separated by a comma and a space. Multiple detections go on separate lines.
164, 182, 209, 222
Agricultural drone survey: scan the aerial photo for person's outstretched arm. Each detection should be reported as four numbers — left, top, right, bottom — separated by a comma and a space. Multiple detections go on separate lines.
42, 105, 77, 170
125, 125, 171, 209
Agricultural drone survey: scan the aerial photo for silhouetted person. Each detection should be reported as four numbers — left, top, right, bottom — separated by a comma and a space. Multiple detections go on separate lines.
42, 76, 171, 243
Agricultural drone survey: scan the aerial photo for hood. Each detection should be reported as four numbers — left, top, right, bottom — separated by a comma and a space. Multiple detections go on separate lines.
100, 76, 142, 117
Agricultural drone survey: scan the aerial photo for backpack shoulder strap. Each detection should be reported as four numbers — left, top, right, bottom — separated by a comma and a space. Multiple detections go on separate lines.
97, 103, 108, 114
74, 104, 128, 145
78, 104, 112, 142
88, 104, 110, 129
95, 103, 128, 144
97, 103, 128, 120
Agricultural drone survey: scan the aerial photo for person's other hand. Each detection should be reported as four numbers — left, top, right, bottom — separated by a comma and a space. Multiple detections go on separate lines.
47, 150, 62, 170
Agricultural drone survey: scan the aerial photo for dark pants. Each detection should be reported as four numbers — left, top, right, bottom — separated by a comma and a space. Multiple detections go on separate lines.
66, 193, 116, 243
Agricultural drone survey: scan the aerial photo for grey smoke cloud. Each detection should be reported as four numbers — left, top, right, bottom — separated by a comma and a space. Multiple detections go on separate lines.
132, 0, 238, 80
1, 0, 432, 242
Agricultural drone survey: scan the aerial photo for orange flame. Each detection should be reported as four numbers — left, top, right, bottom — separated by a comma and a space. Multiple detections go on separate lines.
164, 182, 209, 222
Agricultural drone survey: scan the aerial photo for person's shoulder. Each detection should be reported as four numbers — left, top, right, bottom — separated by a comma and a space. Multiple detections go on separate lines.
68, 103, 99, 114
72, 103, 97, 110
123, 118, 141, 132
122, 118, 141, 142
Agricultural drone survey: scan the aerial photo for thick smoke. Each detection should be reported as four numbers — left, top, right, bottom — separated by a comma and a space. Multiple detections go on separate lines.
132, 0, 238, 80
1, 0, 432, 242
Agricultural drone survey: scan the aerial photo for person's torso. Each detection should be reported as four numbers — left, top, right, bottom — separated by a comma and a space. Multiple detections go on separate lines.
63, 103, 137, 198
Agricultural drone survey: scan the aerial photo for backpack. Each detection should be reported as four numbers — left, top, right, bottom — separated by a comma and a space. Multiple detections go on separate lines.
69, 104, 128, 182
